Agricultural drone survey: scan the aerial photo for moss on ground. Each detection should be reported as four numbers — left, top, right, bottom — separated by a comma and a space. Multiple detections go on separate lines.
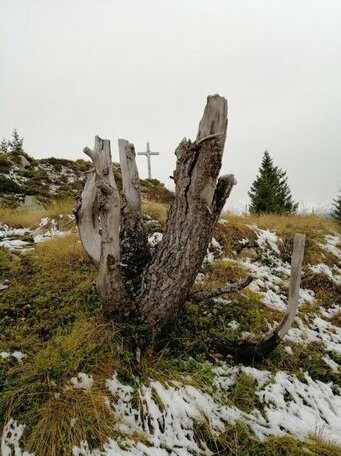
1, 209, 340, 454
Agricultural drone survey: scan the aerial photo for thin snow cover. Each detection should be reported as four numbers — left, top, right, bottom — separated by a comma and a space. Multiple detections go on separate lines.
322, 355, 339, 372
0, 223, 31, 250
4, 365, 341, 455
33, 219, 68, 243
241, 260, 288, 311
254, 371, 341, 443
70, 373, 94, 390
1, 351, 27, 362
0, 352, 11, 359
285, 316, 341, 354
73, 365, 341, 455
320, 234, 341, 261
203, 237, 223, 264
310, 263, 341, 286
148, 232, 163, 247
0, 218, 69, 251
194, 272, 205, 284
237, 232, 314, 312
0, 224, 31, 238
1, 419, 33, 456
0, 283, 9, 291
250, 225, 280, 255
284, 346, 293, 355
227, 320, 240, 330
320, 304, 341, 319
11, 351, 27, 363
210, 237, 222, 250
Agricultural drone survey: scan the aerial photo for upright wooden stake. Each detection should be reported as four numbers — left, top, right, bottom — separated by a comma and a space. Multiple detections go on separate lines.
277, 233, 306, 338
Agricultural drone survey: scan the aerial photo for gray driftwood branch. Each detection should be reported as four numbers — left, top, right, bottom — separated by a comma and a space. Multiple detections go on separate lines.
189, 275, 253, 302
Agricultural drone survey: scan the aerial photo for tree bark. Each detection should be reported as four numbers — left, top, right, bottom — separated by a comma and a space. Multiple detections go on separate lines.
138, 95, 235, 343
74, 170, 101, 265
189, 275, 253, 302
118, 139, 151, 293
75, 94, 304, 361
80, 136, 125, 319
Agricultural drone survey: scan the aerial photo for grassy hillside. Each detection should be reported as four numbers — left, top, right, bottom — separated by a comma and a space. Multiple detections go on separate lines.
0, 151, 173, 208
1, 198, 341, 455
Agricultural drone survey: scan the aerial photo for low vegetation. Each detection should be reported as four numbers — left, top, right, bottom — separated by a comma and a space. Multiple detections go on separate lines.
1, 201, 340, 454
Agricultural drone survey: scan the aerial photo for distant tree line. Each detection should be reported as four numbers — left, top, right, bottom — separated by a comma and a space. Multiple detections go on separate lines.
0, 128, 24, 154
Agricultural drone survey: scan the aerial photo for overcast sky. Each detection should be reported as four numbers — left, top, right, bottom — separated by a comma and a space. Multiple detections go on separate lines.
1, 0, 340, 211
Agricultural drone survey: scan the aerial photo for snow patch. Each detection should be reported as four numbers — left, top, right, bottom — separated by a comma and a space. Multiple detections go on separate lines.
1, 351, 27, 362
1, 419, 33, 456
70, 373, 94, 390
148, 232, 163, 247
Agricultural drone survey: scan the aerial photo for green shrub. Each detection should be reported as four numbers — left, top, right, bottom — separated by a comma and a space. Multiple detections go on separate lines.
0, 175, 22, 194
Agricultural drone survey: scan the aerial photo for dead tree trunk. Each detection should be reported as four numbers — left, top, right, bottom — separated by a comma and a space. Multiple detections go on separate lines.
75, 94, 304, 362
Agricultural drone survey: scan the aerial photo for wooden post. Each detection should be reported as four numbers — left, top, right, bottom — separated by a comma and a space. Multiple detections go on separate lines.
278, 233, 306, 339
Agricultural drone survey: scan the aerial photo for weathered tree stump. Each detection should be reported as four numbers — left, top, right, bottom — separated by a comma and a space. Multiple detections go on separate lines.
75, 95, 305, 362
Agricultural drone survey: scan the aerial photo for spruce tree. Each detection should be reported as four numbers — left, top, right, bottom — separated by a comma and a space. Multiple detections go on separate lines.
0, 138, 8, 153
248, 151, 298, 214
331, 191, 341, 223
8, 128, 24, 154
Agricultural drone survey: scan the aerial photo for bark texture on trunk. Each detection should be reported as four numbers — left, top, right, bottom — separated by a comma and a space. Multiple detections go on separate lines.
75, 94, 304, 361
74, 170, 101, 265
118, 139, 150, 293
79, 136, 125, 319
138, 95, 235, 342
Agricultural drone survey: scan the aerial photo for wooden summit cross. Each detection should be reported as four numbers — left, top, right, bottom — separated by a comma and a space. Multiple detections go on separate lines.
137, 142, 159, 179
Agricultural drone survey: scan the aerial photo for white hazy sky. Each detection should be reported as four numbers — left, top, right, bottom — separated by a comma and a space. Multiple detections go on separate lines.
1, 0, 340, 210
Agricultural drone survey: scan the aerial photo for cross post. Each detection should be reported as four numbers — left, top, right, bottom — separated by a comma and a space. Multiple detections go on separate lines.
137, 142, 160, 179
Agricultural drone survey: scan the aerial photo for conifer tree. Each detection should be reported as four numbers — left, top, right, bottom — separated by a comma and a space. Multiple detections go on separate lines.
248, 151, 298, 214
8, 128, 24, 153
331, 190, 341, 223
0, 138, 8, 153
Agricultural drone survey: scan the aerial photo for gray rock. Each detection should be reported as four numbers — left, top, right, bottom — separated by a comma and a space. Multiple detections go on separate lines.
238, 247, 258, 261
18, 196, 45, 210
19, 155, 31, 168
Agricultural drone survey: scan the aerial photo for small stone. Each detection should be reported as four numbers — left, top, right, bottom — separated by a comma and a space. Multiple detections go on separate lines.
238, 247, 258, 261
19, 155, 31, 168
18, 196, 45, 210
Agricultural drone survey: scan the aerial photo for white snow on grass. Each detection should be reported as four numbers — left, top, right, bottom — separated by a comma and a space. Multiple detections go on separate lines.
322, 355, 339, 372
3, 363, 341, 455
250, 225, 280, 255
0, 352, 11, 359
0, 219, 69, 251
285, 316, 341, 354
310, 263, 341, 286
0, 225, 31, 238
1, 351, 27, 362
148, 232, 163, 247
72, 365, 341, 455
320, 234, 341, 261
70, 373, 94, 390
1, 419, 33, 456
0, 238, 31, 251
